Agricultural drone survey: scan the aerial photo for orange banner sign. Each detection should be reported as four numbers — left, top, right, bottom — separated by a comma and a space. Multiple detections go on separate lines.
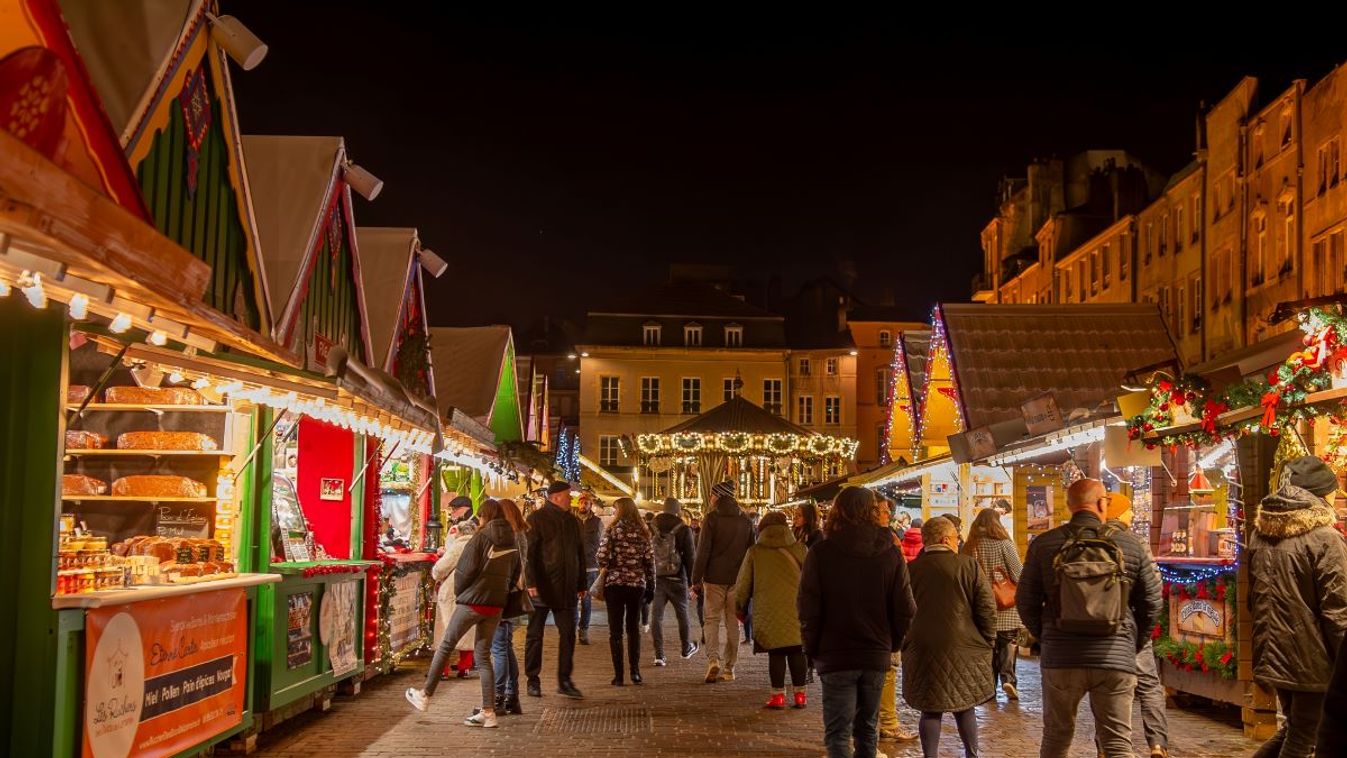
83, 589, 246, 758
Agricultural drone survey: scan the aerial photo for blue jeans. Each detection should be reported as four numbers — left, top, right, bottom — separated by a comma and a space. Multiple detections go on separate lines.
821, 669, 886, 758
491, 620, 519, 697
576, 569, 598, 630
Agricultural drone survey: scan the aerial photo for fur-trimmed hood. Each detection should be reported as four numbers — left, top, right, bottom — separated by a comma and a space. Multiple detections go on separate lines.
1255, 484, 1337, 539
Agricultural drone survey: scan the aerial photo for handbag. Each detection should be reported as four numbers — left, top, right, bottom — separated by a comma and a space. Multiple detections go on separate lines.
588, 568, 607, 602
991, 566, 1018, 610
502, 553, 534, 620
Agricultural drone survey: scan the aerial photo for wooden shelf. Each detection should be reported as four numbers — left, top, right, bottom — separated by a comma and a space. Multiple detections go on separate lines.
66, 403, 230, 413
61, 495, 216, 503
65, 449, 231, 458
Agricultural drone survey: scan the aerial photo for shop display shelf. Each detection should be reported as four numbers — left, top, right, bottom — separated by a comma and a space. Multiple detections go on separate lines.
64, 449, 233, 458
60, 495, 217, 503
65, 403, 230, 413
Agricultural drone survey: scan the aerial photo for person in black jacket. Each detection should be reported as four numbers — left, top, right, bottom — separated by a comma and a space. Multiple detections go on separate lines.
524, 481, 588, 700
575, 490, 604, 645
407, 500, 521, 728
1017, 478, 1163, 758
1319, 633, 1347, 755
651, 497, 698, 666
1249, 456, 1347, 758
799, 486, 916, 758
692, 482, 754, 683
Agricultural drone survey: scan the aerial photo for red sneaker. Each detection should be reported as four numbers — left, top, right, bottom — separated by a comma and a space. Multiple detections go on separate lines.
792, 691, 807, 709
764, 693, 786, 710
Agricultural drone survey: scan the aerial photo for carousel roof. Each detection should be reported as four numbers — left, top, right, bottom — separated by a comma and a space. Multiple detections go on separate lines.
660, 395, 812, 436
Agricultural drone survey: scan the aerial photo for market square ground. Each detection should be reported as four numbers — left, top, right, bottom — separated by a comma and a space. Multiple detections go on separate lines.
252, 612, 1260, 757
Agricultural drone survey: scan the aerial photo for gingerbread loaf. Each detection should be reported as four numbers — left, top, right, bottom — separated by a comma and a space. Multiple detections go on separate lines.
116, 431, 218, 451
65, 430, 108, 450
111, 475, 209, 498
62, 474, 108, 496
104, 386, 204, 405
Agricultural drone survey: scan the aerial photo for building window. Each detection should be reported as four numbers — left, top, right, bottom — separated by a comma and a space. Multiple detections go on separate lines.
1279, 197, 1296, 277
824, 396, 841, 425
877, 367, 891, 406
681, 378, 701, 414
1214, 248, 1233, 306
640, 377, 660, 414
1190, 195, 1201, 243
1319, 138, 1341, 194
1213, 181, 1223, 219
724, 324, 743, 348
600, 376, 620, 413
684, 323, 702, 347
643, 323, 661, 346
723, 377, 737, 402
825, 357, 839, 376
599, 435, 620, 467
1280, 106, 1293, 147
797, 395, 814, 425
878, 330, 892, 348
798, 358, 811, 376
1176, 284, 1186, 337
1254, 214, 1268, 285
1159, 214, 1168, 256
1175, 205, 1185, 250
1189, 277, 1202, 334
1144, 222, 1154, 264
763, 379, 782, 415
1254, 124, 1266, 167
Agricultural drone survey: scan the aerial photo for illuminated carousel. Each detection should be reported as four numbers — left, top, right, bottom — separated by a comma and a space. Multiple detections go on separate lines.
631, 388, 858, 510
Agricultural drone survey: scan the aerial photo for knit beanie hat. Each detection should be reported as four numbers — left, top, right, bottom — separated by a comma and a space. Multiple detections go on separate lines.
711, 480, 736, 499
1284, 456, 1339, 497
663, 497, 682, 515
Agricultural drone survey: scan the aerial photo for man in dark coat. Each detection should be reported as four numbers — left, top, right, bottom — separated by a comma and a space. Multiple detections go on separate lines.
524, 481, 587, 699
1248, 456, 1347, 758
574, 490, 604, 645
692, 482, 753, 683
1017, 478, 1162, 758
651, 497, 698, 666
799, 486, 915, 758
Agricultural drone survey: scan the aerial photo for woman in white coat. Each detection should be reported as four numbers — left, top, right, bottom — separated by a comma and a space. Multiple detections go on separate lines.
433, 520, 478, 678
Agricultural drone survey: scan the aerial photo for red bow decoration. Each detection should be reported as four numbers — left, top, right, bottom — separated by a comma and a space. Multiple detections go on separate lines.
1261, 390, 1282, 428
1201, 400, 1229, 435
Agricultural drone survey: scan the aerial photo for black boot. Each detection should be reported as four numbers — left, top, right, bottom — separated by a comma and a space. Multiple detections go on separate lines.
505, 694, 523, 715
495, 692, 507, 714
629, 641, 643, 684
610, 637, 625, 685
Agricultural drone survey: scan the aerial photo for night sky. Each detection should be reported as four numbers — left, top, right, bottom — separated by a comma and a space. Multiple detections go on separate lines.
226, 6, 1346, 333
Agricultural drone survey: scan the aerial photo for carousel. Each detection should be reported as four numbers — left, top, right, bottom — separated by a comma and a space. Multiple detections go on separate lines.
632, 386, 858, 510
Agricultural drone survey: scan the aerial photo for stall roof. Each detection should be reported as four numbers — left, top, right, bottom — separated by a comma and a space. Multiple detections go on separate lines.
355, 227, 420, 370
901, 330, 931, 398
660, 395, 814, 436
430, 326, 522, 441
939, 303, 1177, 430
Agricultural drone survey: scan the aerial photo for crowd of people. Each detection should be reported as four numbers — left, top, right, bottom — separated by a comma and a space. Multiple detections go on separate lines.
403, 460, 1347, 758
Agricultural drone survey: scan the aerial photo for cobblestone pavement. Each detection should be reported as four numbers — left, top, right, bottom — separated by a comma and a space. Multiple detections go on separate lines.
254, 611, 1260, 757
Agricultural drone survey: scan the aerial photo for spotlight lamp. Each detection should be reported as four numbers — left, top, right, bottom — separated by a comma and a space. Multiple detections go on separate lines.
417, 247, 448, 278
207, 14, 269, 71
344, 162, 384, 201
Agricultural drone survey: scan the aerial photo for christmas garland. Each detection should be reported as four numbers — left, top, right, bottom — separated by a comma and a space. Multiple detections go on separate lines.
374, 558, 436, 675
1151, 572, 1237, 679
1126, 306, 1347, 448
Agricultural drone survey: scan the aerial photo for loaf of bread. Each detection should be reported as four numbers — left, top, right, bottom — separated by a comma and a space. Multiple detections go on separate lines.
116, 431, 218, 451
111, 475, 208, 498
65, 430, 107, 450
62, 474, 108, 496
104, 386, 204, 405
67, 385, 92, 404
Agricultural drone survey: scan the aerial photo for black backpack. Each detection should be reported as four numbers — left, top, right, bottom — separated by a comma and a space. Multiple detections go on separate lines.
653, 524, 684, 577
1052, 523, 1130, 636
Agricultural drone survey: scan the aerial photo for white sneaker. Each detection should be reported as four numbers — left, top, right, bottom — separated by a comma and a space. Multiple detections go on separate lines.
653, 657, 667, 667
682, 641, 699, 659
405, 687, 429, 712
464, 709, 497, 728
641, 623, 651, 634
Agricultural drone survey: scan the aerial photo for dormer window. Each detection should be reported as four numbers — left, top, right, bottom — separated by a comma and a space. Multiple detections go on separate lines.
724, 324, 743, 348
878, 330, 892, 348
643, 322, 662, 346
684, 322, 703, 347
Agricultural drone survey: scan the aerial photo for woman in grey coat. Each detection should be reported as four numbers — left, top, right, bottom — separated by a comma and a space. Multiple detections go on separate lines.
902, 516, 996, 757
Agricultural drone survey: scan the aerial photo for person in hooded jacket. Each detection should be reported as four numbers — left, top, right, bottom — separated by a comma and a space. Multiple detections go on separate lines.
651, 497, 698, 666
903, 515, 995, 757
900, 518, 925, 563
799, 486, 916, 758
692, 481, 754, 683
407, 500, 521, 728
1249, 456, 1347, 758
735, 511, 809, 709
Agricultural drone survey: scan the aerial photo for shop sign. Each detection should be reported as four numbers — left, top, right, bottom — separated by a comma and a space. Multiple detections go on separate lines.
964, 426, 997, 461
310, 331, 335, 371
319, 477, 344, 501
1025, 484, 1052, 532
1173, 596, 1229, 640
320, 580, 359, 678
388, 570, 424, 654
83, 589, 246, 758
1021, 392, 1063, 437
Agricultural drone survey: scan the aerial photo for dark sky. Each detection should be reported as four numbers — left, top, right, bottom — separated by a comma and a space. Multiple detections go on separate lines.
226, 6, 1346, 333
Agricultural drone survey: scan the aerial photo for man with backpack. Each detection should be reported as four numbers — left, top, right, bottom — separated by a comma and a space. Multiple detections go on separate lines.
693, 482, 754, 683
1017, 478, 1162, 758
651, 497, 699, 667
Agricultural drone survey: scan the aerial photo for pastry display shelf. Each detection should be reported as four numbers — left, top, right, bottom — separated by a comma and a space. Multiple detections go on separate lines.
66, 403, 230, 413
52, 572, 281, 609
64, 449, 232, 458
61, 495, 217, 503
